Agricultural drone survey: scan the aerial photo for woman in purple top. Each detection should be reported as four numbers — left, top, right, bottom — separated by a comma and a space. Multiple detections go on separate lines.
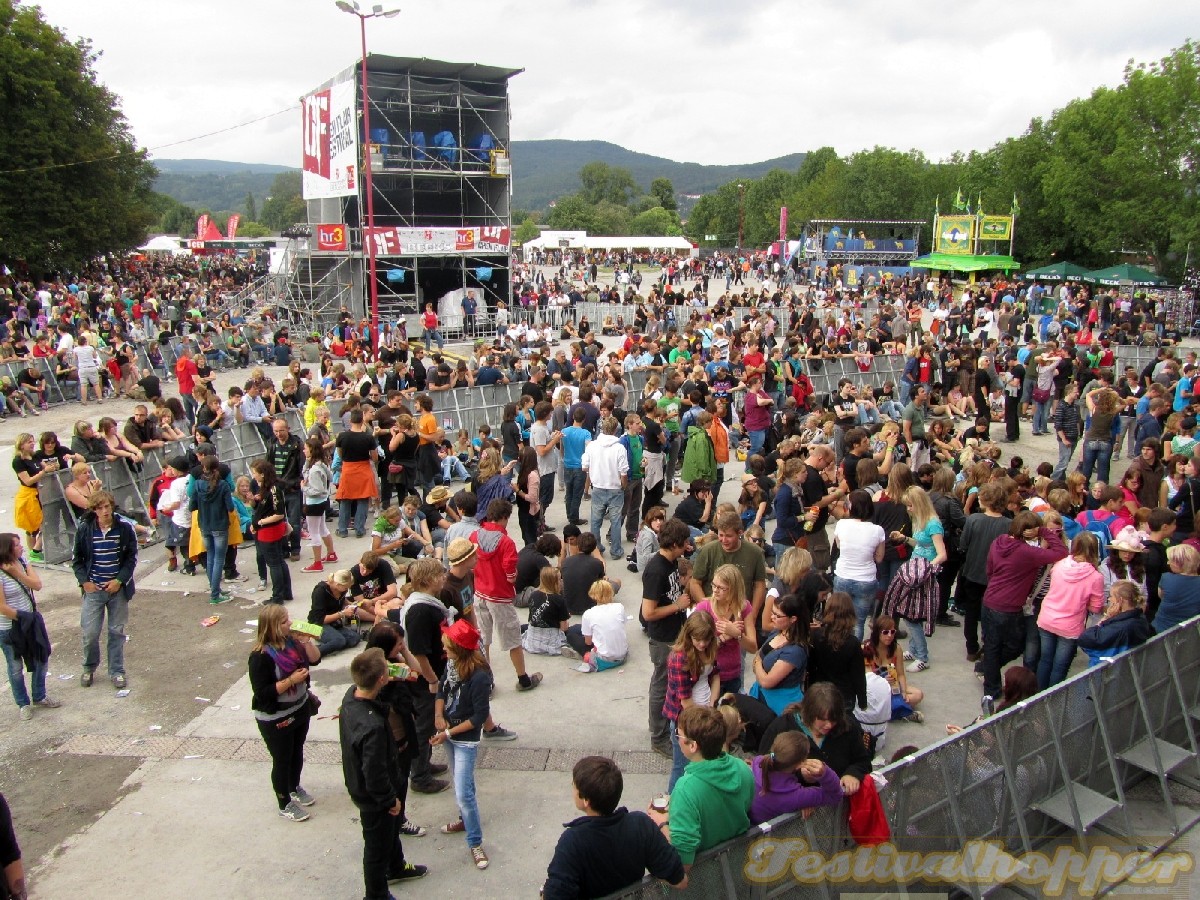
742, 373, 775, 457
749, 731, 843, 825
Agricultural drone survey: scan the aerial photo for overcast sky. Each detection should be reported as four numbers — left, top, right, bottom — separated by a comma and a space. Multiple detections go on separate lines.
29, 0, 1200, 169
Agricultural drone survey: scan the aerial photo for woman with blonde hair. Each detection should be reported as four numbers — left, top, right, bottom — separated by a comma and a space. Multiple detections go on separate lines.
1152, 544, 1200, 633
12, 432, 53, 560
521, 565, 570, 657
431, 619, 493, 870
248, 603, 321, 821
576, 579, 628, 672
885, 486, 946, 672
695, 564, 757, 695
1035, 531, 1103, 689
473, 446, 516, 513
1079, 386, 1122, 485
764, 546, 812, 632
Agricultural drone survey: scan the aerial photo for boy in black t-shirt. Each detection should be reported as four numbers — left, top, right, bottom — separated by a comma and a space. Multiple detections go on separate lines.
640, 518, 692, 757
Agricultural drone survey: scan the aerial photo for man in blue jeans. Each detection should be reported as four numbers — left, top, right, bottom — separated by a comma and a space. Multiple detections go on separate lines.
562, 407, 592, 526
72, 490, 138, 689
583, 416, 629, 560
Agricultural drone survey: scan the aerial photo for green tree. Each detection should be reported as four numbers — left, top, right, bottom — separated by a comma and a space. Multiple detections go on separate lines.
0, 1, 157, 273
514, 217, 541, 244
543, 194, 596, 232
629, 206, 682, 236
650, 177, 677, 211
245, 191, 258, 221
237, 220, 271, 238
259, 171, 305, 232
578, 162, 639, 207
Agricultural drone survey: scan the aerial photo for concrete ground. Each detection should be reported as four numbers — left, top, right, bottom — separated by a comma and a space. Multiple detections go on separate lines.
0, 279, 1187, 899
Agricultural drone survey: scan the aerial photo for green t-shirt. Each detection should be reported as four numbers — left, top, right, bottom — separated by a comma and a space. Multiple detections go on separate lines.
658, 395, 682, 434
668, 348, 692, 365
691, 539, 767, 598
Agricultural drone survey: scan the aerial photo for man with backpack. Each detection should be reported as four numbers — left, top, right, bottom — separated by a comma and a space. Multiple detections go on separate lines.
1074, 487, 1125, 558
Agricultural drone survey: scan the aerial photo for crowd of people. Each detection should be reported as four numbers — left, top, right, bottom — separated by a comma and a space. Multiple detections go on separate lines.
4, 254, 1199, 899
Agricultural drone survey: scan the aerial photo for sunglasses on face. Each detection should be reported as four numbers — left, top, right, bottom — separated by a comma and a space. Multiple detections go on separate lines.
880, 629, 896, 635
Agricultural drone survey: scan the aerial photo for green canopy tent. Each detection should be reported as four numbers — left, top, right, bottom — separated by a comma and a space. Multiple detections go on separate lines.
910, 253, 1020, 273
1081, 264, 1166, 286
1019, 261, 1089, 281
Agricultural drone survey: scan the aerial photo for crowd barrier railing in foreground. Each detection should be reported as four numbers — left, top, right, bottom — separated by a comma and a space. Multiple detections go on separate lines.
602, 617, 1200, 900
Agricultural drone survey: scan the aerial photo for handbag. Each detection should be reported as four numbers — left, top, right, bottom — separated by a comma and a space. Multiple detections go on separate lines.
1032, 386, 1051, 403
305, 692, 321, 716
847, 775, 891, 846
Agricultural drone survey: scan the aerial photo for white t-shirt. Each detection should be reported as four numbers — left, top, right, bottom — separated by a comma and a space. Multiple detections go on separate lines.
833, 518, 886, 582
692, 663, 715, 707
73, 344, 98, 371
581, 602, 628, 661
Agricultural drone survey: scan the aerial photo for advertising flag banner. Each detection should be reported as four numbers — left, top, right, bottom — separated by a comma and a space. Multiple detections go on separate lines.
195, 214, 210, 241
935, 215, 975, 255
365, 226, 510, 257
225, 214, 240, 240
979, 215, 1013, 242
301, 69, 358, 200
316, 223, 348, 251
779, 207, 788, 242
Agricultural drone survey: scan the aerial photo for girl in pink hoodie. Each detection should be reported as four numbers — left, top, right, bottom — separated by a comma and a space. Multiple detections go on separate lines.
1035, 532, 1104, 689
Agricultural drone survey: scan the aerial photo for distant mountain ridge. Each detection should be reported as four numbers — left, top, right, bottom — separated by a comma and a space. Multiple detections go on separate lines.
151, 142, 808, 214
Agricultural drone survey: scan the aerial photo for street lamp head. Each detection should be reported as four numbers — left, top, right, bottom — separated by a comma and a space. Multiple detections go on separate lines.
382, 8, 401, 15
335, 0, 360, 13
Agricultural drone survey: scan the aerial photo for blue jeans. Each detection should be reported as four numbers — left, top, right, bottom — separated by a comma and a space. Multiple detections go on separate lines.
564, 468, 586, 522
748, 429, 767, 457
833, 575, 877, 640
441, 456, 470, 482
1079, 439, 1113, 485
338, 499, 370, 536
318, 623, 361, 657
857, 406, 882, 426
668, 719, 688, 793
904, 616, 929, 664
1037, 629, 1078, 689
204, 529, 229, 601
1032, 399, 1050, 435
590, 487, 625, 556
81, 590, 128, 676
445, 738, 482, 847
1051, 439, 1077, 481
423, 328, 444, 351
0, 628, 47, 707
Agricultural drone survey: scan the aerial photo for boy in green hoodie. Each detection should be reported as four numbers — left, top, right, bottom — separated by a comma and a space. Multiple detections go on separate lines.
680, 411, 717, 485
647, 705, 754, 868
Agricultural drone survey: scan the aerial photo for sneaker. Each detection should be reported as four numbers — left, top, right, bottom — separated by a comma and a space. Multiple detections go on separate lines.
903, 710, 925, 724
441, 818, 466, 834
28, 550, 43, 563
167, 558, 178, 572
410, 778, 450, 794
257, 579, 268, 591
966, 649, 983, 662
112, 673, 127, 688
278, 800, 310, 822
560, 645, 582, 661
483, 724, 518, 741
903, 650, 915, 662
290, 786, 316, 807
399, 819, 427, 837
471, 846, 489, 870
428, 762, 448, 776
388, 862, 429, 882
906, 660, 930, 673
80, 671, 93, 687
516, 672, 543, 692
651, 742, 673, 759
288, 554, 301, 562
324, 552, 339, 563
224, 573, 247, 583
301, 562, 324, 573
34, 698, 61, 709
182, 564, 196, 576
210, 594, 233, 605
935, 615, 961, 628
19, 705, 32, 721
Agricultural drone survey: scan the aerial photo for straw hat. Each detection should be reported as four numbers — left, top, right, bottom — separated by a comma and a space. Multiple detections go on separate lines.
1109, 526, 1146, 553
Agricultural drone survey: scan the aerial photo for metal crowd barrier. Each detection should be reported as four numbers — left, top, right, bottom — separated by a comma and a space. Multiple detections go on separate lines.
1112, 346, 1160, 374
604, 617, 1200, 900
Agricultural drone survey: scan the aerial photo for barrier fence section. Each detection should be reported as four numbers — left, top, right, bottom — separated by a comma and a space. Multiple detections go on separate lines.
604, 617, 1200, 900
36, 422, 271, 566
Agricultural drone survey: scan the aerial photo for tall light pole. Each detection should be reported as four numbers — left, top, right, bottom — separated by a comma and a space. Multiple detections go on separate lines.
335, 0, 399, 359
737, 183, 745, 255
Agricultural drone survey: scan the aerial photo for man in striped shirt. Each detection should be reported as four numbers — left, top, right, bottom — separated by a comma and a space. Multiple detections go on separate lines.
72, 491, 138, 688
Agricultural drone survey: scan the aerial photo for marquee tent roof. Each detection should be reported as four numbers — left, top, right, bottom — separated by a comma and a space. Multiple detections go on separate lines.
521, 231, 694, 252
1019, 261, 1089, 281
910, 253, 1019, 273
1081, 263, 1166, 286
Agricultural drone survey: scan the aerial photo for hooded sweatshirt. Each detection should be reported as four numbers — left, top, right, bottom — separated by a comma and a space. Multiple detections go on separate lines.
748, 755, 842, 825
681, 424, 716, 484
983, 529, 1068, 614
471, 520, 517, 601
1036, 556, 1104, 639
668, 752, 754, 865
1077, 608, 1153, 665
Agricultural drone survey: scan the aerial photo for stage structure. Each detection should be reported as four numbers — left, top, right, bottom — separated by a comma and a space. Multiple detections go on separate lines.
797, 219, 923, 288
911, 197, 1020, 276
286, 55, 522, 329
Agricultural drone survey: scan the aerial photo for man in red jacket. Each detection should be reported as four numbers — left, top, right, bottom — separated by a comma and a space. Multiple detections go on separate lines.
471, 499, 543, 692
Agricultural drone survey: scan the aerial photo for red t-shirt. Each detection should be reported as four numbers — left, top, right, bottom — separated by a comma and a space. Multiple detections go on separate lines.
917, 359, 932, 383
176, 357, 198, 395
422, 311, 438, 330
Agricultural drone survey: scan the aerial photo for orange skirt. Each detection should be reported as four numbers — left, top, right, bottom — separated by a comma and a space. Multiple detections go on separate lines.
336, 460, 379, 501
14, 485, 42, 533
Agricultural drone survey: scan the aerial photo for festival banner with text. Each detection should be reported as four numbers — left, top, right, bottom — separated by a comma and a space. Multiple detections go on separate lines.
365, 226, 511, 257
979, 215, 1013, 242
936, 216, 975, 255
301, 69, 358, 200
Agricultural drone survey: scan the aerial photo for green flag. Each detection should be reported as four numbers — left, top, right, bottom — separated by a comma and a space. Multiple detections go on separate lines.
1011, 193, 1021, 217
953, 189, 965, 212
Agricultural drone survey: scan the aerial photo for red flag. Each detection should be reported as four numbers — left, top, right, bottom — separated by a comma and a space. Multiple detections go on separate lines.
196, 214, 210, 240
779, 207, 788, 242
226, 215, 240, 240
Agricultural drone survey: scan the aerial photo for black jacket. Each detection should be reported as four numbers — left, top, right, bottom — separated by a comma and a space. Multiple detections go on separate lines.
339, 686, 403, 812
72, 512, 137, 601
542, 809, 684, 900
11, 608, 51, 672
759, 711, 873, 782
266, 434, 304, 492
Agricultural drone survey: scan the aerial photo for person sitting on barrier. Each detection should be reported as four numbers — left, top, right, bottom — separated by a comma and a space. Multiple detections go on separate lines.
647, 704, 755, 872
70, 421, 115, 463
16, 364, 46, 411
749, 730, 842, 826
542, 755, 686, 899
758, 683, 873, 796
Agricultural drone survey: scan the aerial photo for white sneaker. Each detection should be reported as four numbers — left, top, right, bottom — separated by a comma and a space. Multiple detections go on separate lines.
257, 579, 268, 591
906, 659, 930, 673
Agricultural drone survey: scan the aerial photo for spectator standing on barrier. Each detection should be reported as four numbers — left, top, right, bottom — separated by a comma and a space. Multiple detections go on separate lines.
72, 491, 137, 689
266, 419, 305, 562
